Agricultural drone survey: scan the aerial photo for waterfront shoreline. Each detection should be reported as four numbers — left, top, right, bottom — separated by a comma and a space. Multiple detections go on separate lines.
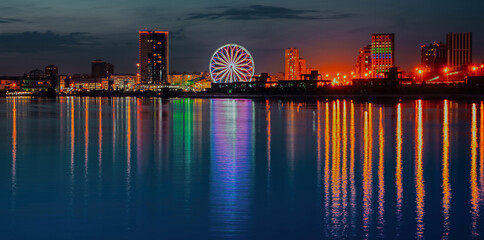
3, 91, 484, 100
179, 92, 484, 100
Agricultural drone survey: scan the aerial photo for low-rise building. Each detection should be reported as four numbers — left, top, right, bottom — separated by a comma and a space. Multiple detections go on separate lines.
22, 69, 52, 92
107, 75, 136, 90
70, 78, 103, 90
58, 75, 68, 91
0, 77, 22, 90
169, 72, 204, 85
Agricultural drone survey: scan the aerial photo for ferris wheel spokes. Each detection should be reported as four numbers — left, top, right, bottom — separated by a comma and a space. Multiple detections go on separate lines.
210, 44, 255, 83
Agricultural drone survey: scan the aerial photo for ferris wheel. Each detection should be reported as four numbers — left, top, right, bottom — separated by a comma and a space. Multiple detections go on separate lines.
210, 44, 255, 83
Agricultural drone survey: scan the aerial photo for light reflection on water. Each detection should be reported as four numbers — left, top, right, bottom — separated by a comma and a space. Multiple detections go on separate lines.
0, 97, 484, 239
210, 99, 253, 238
395, 102, 403, 236
415, 100, 425, 239
442, 100, 451, 240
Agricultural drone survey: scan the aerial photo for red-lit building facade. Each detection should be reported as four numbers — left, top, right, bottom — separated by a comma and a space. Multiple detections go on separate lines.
285, 48, 300, 80
356, 45, 372, 78
299, 58, 307, 76
371, 34, 395, 77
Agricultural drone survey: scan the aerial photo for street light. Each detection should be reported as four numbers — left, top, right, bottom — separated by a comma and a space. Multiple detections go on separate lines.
444, 67, 449, 82
418, 69, 423, 83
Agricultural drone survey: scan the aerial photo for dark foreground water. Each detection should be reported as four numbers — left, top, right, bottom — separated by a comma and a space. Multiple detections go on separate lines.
0, 97, 483, 239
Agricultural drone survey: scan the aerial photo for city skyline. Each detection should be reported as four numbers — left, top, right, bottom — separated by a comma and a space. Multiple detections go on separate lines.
0, 0, 483, 75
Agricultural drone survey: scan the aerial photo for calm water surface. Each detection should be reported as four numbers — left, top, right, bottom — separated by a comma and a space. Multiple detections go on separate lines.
1, 97, 484, 239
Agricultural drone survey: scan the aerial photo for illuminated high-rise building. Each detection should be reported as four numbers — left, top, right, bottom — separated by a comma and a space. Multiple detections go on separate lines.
298, 58, 307, 76
421, 41, 447, 74
371, 33, 395, 77
139, 31, 169, 84
447, 32, 472, 70
356, 45, 372, 78
285, 48, 300, 80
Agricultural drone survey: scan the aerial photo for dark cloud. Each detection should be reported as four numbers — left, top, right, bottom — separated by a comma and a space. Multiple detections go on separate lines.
187, 5, 353, 20
0, 17, 23, 23
0, 31, 99, 53
170, 27, 186, 40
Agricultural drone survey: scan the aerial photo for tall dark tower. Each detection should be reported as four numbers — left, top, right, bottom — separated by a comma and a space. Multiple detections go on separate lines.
139, 31, 169, 85
447, 32, 472, 70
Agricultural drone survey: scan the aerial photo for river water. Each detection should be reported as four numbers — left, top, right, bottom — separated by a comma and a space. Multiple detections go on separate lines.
0, 97, 483, 239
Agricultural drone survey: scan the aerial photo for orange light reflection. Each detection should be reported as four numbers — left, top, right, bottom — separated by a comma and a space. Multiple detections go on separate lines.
11, 98, 17, 210
377, 107, 385, 237
470, 103, 479, 236
415, 100, 425, 239
349, 101, 356, 233
324, 101, 330, 236
442, 100, 451, 239
330, 100, 341, 235
341, 100, 348, 231
396, 103, 403, 233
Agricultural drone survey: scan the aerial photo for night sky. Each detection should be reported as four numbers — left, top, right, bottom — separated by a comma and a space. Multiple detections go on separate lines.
0, 0, 483, 76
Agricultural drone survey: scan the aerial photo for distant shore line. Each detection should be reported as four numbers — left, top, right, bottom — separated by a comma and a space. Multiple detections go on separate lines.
179, 93, 484, 100
2, 91, 484, 100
